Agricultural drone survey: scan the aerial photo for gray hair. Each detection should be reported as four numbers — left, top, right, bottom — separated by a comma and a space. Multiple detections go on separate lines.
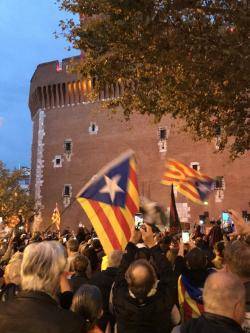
108, 250, 123, 268
21, 241, 66, 295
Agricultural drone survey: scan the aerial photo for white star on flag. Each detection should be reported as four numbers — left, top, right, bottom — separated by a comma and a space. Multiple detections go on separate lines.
100, 175, 124, 202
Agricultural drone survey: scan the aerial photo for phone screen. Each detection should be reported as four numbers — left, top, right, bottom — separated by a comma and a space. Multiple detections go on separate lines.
182, 231, 190, 244
222, 212, 230, 221
134, 213, 143, 230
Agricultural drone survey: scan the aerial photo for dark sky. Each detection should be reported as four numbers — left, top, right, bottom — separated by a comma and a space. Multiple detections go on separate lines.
0, 1, 78, 169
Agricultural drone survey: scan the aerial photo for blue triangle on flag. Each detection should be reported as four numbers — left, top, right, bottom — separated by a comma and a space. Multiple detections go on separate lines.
78, 156, 130, 207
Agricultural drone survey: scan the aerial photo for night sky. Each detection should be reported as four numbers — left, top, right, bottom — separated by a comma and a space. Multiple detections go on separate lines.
0, 1, 78, 169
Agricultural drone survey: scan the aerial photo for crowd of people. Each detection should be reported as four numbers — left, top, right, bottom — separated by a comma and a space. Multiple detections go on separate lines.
0, 209, 249, 333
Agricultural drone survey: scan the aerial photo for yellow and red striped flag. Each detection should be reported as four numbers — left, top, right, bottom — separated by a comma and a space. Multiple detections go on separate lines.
51, 203, 61, 231
162, 159, 214, 205
76, 150, 139, 255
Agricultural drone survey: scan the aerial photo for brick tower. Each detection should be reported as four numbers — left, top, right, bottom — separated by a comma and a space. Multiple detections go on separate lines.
29, 56, 250, 231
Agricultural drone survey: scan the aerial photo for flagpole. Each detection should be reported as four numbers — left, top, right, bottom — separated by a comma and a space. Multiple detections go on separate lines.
44, 197, 78, 234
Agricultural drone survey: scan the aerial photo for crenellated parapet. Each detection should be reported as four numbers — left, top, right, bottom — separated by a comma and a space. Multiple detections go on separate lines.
29, 56, 123, 119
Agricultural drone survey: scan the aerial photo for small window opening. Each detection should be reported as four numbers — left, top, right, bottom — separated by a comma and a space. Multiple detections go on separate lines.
63, 185, 71, 197
89, 122, 99, 135
190, 162, 200, 171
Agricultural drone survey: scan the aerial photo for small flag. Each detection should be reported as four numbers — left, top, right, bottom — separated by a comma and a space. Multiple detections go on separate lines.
76, 150, 139, 254
51, 203, 61, 231
162, 159, 214, 205
169, 185, 181, 234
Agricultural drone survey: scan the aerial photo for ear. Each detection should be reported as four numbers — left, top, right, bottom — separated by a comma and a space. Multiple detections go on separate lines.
98, 309, 104, 319
233, 300, 245, 325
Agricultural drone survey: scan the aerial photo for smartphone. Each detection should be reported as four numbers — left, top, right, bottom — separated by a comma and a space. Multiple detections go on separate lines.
134, 213, 144, 230
222, 212, 230, 222
182, 231, 190, 244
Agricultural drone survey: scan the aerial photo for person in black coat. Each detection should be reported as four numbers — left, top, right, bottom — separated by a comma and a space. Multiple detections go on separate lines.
172, 271, 245, 333
113, 225, 175, 333
0, 241, 84, 333
70, 254, 89, 294
91, 250, 123, 331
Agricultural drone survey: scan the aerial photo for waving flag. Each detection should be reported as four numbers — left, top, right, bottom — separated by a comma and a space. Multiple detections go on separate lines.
51, 203, 61, 231
169, 185, 181, 234
162, 159, 214, 205
77, 150, 139, 254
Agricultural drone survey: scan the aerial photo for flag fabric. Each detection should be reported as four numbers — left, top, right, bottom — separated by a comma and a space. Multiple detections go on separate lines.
51, 203, 61, 231
178, 275, 204, 322
169, 185, 181, 234
162, 159, 214, 205
76, 150, 140, 255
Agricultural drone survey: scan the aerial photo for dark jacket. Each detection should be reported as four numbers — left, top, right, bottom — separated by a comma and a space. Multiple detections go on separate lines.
70, 273, 89, 294
113, 242, 175, 333
0, 290, 83, 333
180, 312, 244, 333
91, 267, 118, 330
0, 283, 19, 302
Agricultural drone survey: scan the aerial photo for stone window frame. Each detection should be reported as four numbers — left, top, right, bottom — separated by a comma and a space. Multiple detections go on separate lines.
88, 122, 99, 135
53, 155, 63, 168
190, 162, 200, 172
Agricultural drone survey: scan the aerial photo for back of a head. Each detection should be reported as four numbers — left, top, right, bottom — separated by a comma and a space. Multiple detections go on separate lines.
185, 247, 207, 270
225, 240, 250, 279
67, 238, 79, 253
203, 272, 245, 324
4, 253, 23, 285
73, 254, 89, 274
21, 241, 66, 295
214, 241, 225, 257
107, 250, 123, 268
125, 259, 157, 302
71, 284, 102, 331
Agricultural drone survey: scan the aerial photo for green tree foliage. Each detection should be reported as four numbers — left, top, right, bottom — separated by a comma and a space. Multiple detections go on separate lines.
58, 0, 250, 158
0, 161, 34, 223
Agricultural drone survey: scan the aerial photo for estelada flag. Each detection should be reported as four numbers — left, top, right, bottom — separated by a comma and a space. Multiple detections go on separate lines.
51, 203, 61, 231
169, 184, 181, 234
76, 150, 139, 254
162, 159, 214, 205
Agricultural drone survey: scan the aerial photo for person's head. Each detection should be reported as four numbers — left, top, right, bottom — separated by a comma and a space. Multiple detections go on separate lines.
214, 241, 225, 258
107, 250, 123, 268
73, 254, 89, 275
71, 284, 103, 331
66, 238, 79, 255
203, 272, 245, 325
21, 241, 66, 295
4, 252, 23, 285
224, 240, 250, 281
125, 259, 157, 302
185, 247, 207, 270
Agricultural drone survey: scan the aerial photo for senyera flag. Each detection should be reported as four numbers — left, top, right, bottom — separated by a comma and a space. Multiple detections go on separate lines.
77, 150, 139, 255
51, 203, 61, 231
162, 159, 214, 205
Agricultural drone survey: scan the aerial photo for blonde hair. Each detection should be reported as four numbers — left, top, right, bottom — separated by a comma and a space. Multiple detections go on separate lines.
4, 252, 23, 285
21, 241, 66, 295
